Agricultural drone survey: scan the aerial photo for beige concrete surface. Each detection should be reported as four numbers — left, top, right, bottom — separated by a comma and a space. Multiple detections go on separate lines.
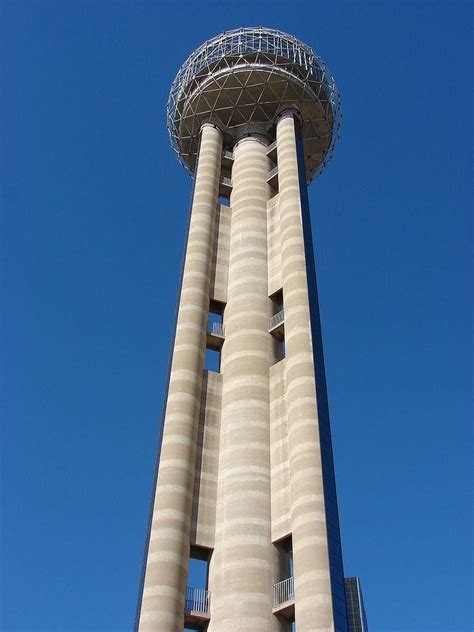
139, 116, 341, 632
277, 112, 334, 632
208, 136, 273, 631
138, 124, 223, 631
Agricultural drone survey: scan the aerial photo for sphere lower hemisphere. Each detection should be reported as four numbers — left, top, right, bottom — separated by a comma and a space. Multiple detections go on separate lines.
167, 27, 341, 183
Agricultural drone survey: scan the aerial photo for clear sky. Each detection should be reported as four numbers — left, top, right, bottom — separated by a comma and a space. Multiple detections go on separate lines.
1, 1, 472, 631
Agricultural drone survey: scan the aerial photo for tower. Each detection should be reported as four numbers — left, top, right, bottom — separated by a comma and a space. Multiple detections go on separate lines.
136, 27, 350, 631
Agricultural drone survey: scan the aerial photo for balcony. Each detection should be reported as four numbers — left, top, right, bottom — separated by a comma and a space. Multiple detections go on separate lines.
221, 149, 234, 171
267, 165, 279, 190
184, 587, 211, 626
269, 308, 284, 330
269, 308, 285, 341
273, 576, 295, 619
219, 175, 232, 198
206, 319, 225, 350
266, 140, 277, 164
208, 321, 225, 337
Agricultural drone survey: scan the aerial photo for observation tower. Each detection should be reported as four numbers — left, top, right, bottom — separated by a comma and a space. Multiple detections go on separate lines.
136, 27, 360, 632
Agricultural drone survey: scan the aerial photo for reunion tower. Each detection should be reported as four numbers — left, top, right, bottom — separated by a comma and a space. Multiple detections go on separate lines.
136, 27, 368, 632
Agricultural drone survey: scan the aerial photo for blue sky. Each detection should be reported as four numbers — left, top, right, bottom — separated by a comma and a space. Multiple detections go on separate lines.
1, 1, 472, 631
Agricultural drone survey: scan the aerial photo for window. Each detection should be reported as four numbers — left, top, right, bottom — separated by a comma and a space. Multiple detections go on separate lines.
271, 289, 284, 316
274, 534, 293, 582
277, 340, 286, 361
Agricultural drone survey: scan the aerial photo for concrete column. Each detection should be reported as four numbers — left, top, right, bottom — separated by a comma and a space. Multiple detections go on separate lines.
209, 136, 273, 631
139, 124, 223, 631
276, 113, 334, 631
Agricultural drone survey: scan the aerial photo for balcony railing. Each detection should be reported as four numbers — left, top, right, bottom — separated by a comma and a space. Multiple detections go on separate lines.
185, 586, 210, 613
208, 321, 225, 337
219, 175, 232, 197
220, 175, 232, 188
273, 576, 294, 607
268, 165, 279, 180
269, 308, 284, 330
267, 165, 279, 190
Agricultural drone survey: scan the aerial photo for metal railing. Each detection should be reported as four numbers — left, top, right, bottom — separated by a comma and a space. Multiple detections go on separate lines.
273, 576, 295, 607
185, 586, 210, 613
220, 175, 232, 188
208, 321, 225, 337
268, 165, 279, 180
269, 308, 285, 330
266, 140, 277, 156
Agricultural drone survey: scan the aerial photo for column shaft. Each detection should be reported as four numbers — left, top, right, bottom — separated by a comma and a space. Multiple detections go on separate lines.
139, 124, 223, 631
209, 137, 273, 630
277, 114, 334, 631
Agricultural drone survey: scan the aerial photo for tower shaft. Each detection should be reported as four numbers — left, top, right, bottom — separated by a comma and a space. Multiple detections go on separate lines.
139, 124, 223, 629
277, 113, 335, 630
210, 136, 273, 630
137, 114, 348, 631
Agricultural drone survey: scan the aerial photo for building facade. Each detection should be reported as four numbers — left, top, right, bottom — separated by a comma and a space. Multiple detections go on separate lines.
344, 578, 369, 632
136, 28, 364, 632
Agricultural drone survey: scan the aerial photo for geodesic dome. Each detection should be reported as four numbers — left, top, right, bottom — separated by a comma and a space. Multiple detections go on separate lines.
167, 27, 341, 183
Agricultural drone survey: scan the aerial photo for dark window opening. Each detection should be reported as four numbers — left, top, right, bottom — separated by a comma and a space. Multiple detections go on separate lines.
274, 534, 293, 582
271, 289, 284, 316
273, 339, 285, 362
273, 618, 295, 632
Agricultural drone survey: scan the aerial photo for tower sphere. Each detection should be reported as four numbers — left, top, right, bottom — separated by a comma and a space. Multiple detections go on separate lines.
167, 27, 341, 183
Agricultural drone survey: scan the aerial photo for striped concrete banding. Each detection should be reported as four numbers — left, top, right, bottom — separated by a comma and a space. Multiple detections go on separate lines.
277, 113, 334, 632
209, 136, 273, 631
139, 124, 223, 632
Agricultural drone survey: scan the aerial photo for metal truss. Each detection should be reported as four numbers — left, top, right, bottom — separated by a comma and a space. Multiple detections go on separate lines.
167, 27, 342, 183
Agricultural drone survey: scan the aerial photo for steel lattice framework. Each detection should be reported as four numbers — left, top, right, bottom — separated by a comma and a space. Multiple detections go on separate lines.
167, 27, 341, 183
